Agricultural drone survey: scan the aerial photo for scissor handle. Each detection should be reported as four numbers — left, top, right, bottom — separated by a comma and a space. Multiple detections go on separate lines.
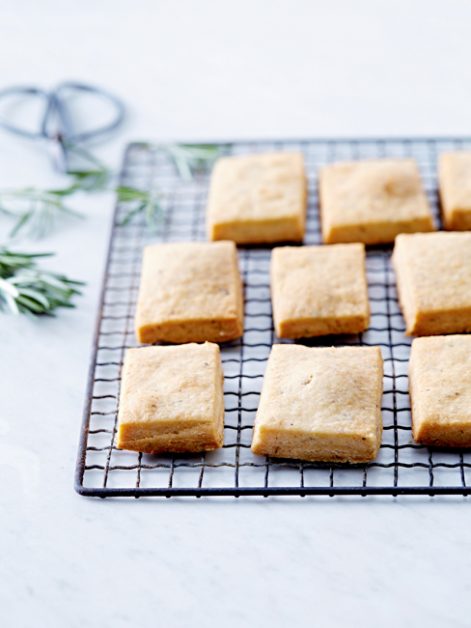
49, 81, 126, 143
0, 81, 125, 143
0, 85, 49, 140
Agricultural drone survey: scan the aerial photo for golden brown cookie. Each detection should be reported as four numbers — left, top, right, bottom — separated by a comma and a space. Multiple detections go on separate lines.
271, 243, 369, 338
251, 344, 383, 463
135, 241, 243, 344
319, 159, 435, 244
117, 343, 224, 454
409, 335, 471, 447
393, 232, 471, 336
439, 152, 471, 230
207, 152, 306, 244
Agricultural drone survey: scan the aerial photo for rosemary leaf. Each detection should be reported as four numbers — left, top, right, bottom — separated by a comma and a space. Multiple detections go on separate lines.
118, 202, 146, 227
0, 142, 223, 238
0, 249, 52, 275
117, 186, 162, 229
117, 143, 221, 227
164, 143, 220, 180
9, 212, 32, 238
0, 188, 85, 240
145, 196, 161, 227
62, 142, 112, 192
66, 168, 111, 192
0, 248, 83, 316
116, 186, 149, 203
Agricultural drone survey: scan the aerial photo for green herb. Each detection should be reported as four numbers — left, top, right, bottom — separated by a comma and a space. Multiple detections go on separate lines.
63, 142, 112, 192
0, 188, 84, 239
164, 143, 221, 180
116, 186, 162, 229
117, 143, 221, 227
0, 143, 110, 240
0, 143, 222, 238
0, 247, 83, 315
0, 248, 51, 275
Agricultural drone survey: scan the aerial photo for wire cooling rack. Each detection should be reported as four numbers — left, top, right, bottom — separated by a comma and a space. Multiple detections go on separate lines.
75, 137, 471, 498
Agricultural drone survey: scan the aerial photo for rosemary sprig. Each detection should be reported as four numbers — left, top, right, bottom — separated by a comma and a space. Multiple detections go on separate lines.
117, 143, 221, 227
0, 249, 51, 275
0, 188, 84, 239
0, 143, 111, 239
164, 143, 221, 180
0, 143, 221, 237
0, 247, 83, 315
64, 142, 112, 192
116, 186, 162, 229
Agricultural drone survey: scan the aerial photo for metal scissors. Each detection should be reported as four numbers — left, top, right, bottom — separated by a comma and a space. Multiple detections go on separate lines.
0, 81, 125, 172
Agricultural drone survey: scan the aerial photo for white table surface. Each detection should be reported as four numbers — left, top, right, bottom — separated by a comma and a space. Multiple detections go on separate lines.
1, 1, 471, 626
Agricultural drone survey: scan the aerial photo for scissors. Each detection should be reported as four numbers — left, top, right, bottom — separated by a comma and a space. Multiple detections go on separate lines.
0, 81, 125, 172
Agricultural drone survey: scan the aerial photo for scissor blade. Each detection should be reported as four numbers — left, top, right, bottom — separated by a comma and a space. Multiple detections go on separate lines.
42, 136, 70, 173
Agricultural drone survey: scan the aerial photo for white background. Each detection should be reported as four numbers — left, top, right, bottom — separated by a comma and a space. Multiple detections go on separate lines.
1, 1, 471, 627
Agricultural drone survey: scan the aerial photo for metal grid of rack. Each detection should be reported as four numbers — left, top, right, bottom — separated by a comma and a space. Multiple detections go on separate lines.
75, 137, 471, 498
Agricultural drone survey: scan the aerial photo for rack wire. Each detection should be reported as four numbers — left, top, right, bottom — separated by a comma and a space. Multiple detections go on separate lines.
75, 137, 471, 498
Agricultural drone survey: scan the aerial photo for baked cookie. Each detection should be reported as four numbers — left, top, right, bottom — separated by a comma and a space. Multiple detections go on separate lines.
271, 243, 369, 338
251, 344, 383, 463
207, 152, 307, 244
319, 159, 435, 244
409, 336, 471, 447
135, 241, 243, 344
393, 232, 471, 336
116, 342, 224, 453
439, 152, 471, 230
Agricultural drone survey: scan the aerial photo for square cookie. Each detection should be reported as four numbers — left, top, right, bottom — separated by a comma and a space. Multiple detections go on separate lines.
116, 343, 224, 453
251, 345, 383, 463
135, 241, 243, 344
271, 243, 369, 338
207, 152, 307, 244
393, 232, 471, 336
319, 159, 435, 244
409, 336, 471, 447
439, 152, 471, 230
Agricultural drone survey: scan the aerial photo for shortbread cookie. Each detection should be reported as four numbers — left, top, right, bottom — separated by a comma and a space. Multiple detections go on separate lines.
207, 152, 307, 244
319, 159, 435, 244
117, 343, 224, 453
271, 243, 369, 338
393, 232, 471, 336
439, 152, 471, 230
251, 345, 383, 463
135, 241, 243, 344
409, 336, 471, 447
